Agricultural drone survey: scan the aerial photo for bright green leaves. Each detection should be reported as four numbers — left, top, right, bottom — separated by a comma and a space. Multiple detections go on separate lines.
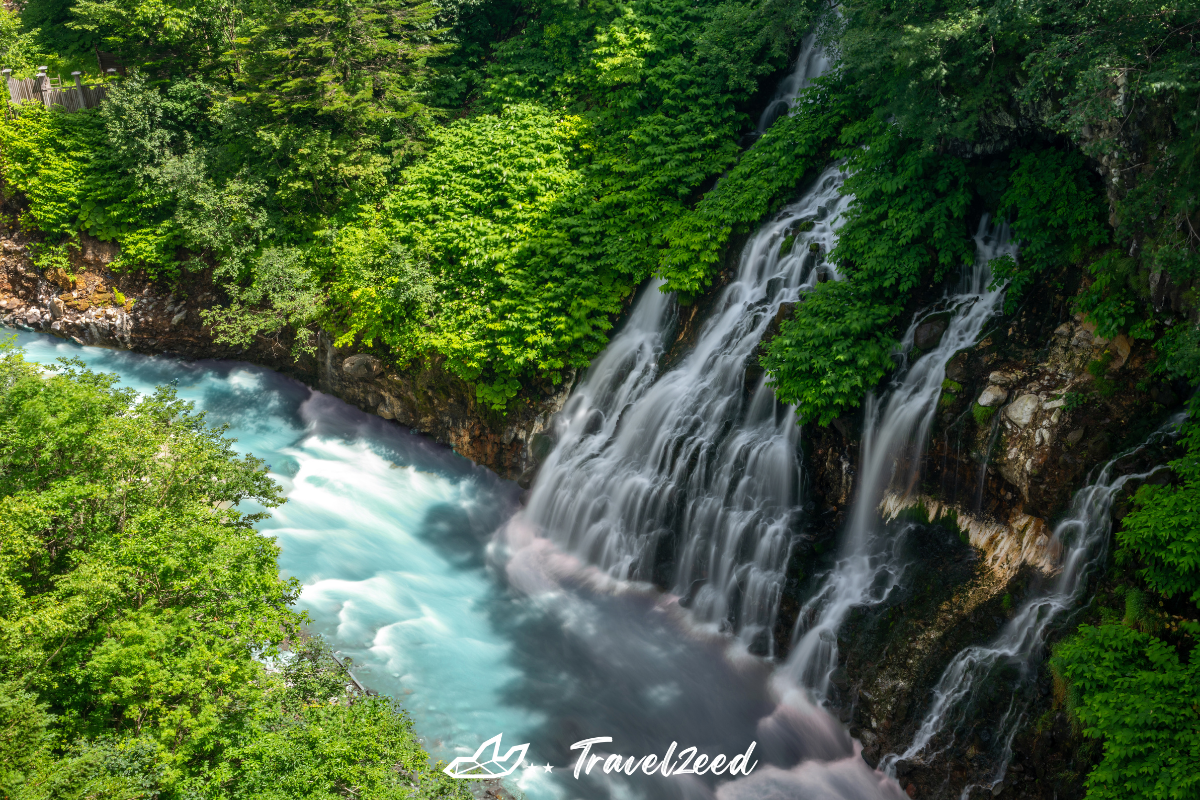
1117, 424, 1200, 604
0, 340, 464, 799
832, 119, 975, 295
659, 75, 852, 294
234, 695, 468, 800
759, 113, 976, 426
0, 102, 184, 277
1053, 411, 1200, 800
334, 104, 592, 398
991, 147, 1110, 311
762, 281, 901, 426
1052, 623, 1200, 800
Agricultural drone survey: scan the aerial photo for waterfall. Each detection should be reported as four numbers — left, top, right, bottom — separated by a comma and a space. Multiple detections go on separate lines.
782, 218, 1015, 695
517, 38, 841, 653
756, 35, 831, 132
522, 166, 849, 653
881, 416, 1184, 798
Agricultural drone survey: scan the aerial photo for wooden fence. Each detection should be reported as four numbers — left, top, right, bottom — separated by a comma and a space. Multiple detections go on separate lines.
3, 68, 116, 116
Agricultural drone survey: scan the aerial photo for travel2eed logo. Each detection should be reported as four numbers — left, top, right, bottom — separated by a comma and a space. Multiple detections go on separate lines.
443, 735, 759, 780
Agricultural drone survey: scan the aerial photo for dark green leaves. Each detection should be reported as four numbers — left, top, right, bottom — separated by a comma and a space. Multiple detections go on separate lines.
762, 281, 901, 426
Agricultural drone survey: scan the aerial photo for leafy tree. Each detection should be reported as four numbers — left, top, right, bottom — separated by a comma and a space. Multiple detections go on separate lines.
0, 339, 469, 799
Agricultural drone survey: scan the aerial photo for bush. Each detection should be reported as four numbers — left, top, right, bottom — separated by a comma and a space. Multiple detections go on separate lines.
762, 280, 901, 426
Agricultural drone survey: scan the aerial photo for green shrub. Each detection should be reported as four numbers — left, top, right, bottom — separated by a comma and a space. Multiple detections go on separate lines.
990, 148, 1110, 311
762, 280, 901, 426
1052, 622, 1200, 800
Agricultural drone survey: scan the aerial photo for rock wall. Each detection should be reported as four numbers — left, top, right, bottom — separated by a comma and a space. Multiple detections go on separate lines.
790, 270, 1186, 799
0, 228, 571, 481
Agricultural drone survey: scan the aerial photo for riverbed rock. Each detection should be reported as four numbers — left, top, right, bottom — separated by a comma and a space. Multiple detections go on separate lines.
1004, 394, 1040, 428
342, 353, 382, 378
915, 319, 947, 349
978, 385, 1008, 407
48, 297, 64, 319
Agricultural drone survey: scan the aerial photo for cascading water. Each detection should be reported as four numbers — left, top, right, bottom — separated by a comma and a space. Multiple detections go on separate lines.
519, 38, 842, 654
882, 416, 1184, 798
757, 35, 831, 132
782, 218, 1016, 695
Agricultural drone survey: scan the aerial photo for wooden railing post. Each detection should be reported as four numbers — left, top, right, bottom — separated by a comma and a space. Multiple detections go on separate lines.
35, 66, 48, 105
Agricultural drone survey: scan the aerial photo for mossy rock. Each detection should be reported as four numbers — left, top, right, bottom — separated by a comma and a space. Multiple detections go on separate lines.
779, 234, 796, 257
972, 403, 997, 427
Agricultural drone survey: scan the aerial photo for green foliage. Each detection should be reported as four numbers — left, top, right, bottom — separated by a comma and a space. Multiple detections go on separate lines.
0, 339, 467, 800
1052, 623, 1200, 800
991, 148, 1109, 311
762, 280, 900, 426
202, 247, 324, 357
760, 112, 976, 425
1088, 352, 1118, 397
1117, 425, 1200, 604
0, 102, 182, 276
0, 8, 46, 75
831, 118, 975, 295
1064, 391, 1088, 412
659, 74, 852, 294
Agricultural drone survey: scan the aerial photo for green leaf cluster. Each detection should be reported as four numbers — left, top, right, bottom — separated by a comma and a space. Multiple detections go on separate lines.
991, 148, 1110, 312
761, 280, 900, 426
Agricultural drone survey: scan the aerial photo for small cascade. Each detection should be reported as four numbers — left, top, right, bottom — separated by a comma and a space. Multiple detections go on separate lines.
521, 167, 849, 653
756, 35, 831, 132
783, 218, 1015, 695
973, 412, 1003, 512
881, 417, 1184, 797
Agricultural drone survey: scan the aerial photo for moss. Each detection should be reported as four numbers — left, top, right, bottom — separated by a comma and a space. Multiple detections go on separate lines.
779, 234, 795, 257
972, 403, 996, 427
796, 219, 815, 233
941, 378, 963, 393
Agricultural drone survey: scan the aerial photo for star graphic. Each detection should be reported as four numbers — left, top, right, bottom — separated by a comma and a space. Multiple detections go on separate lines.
542, 763, 553, 773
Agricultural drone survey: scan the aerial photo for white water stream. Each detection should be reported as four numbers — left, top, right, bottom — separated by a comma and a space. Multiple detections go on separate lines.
781, 219, 1015, 695
883, 417, 1183, 798
516, 35, 841, 657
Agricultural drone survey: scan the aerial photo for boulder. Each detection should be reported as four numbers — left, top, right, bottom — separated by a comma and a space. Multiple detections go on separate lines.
988, 371, 1014, 386
914, 319, 946, 349
48, 297, 64, 319
1004, 394, 1040, 428
978, 385, 1008, 407
342, 354, 383, 379
1109, 334, 1132, 370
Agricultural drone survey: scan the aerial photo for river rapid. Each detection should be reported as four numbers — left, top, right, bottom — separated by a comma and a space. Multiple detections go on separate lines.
9, 329, 903, 800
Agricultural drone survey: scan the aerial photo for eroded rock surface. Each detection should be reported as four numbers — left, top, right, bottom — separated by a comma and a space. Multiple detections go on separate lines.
0, 228, 570, 480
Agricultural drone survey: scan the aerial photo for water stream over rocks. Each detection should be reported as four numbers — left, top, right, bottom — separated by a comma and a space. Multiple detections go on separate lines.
781, 219, 1015, 696
882, 416, 1184, 799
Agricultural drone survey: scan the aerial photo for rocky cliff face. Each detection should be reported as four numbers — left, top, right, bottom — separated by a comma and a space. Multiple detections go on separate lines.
789, 270, 1185, 799
0, 226, 571, 482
